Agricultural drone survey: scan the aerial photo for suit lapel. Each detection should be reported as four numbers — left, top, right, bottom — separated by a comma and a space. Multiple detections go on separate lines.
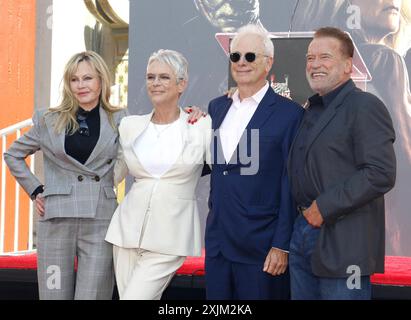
85, 107, 116, 166
130, 111, 154, 162
44, 111, 95, 173
245, 87, 278, 131
226, 88, 278, 166
44, 112, 66, 159
304, 80, 356, 159
214, 98, 233, 130
178, 110, 190, 149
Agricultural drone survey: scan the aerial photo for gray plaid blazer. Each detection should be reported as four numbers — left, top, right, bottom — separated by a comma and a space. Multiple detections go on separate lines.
4, 107, 128, 220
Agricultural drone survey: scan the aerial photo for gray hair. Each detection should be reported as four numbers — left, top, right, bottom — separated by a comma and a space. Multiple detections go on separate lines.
230, 24, 274, 57
147, 49, 189, 82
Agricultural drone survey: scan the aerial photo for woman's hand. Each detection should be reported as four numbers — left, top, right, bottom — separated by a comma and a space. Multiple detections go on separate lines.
34, 194, 45, 217
184, 106, 207, 124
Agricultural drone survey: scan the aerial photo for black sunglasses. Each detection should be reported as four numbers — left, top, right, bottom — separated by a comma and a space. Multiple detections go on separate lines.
229, 52, 268, 63
77, 113, 90, 136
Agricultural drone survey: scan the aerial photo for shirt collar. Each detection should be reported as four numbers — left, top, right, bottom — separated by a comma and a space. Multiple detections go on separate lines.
232, 82, 269, 107
308, 94, 324, 107
78, 103, 100, 116
308, 79, 351, 109
322, 80, 350, 107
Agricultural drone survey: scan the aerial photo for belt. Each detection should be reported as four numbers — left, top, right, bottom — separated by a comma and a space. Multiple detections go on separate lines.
297, 206, 308, 215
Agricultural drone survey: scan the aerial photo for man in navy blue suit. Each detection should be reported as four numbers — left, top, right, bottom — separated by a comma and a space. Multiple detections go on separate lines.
205, 24, 303, 300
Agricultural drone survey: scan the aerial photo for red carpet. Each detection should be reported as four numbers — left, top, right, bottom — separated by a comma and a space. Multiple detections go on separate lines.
0, 253, 37, 270
1, 252, 410, 286
371, 256, 411, 286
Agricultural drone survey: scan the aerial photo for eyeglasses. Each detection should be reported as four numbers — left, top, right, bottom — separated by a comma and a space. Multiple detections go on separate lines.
146, 73, 184, 85
229, 52, 269, 63
146, 74, 174, 85
77, 113, 89, 136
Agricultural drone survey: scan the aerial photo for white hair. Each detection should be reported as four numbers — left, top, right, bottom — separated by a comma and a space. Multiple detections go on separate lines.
230, 24, 274, 57
148, 49, 189, 82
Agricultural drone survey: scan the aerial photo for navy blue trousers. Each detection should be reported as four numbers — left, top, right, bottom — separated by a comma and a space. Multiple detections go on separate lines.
205, 252, 290, 300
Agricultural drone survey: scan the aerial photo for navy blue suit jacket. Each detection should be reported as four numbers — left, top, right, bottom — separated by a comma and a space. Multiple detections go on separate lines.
205, 87, 303, 265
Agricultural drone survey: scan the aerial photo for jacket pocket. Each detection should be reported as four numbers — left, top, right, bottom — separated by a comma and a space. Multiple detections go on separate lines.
103, 186, 117, 199
42, 185, 73, 197
242, 205, 278, 219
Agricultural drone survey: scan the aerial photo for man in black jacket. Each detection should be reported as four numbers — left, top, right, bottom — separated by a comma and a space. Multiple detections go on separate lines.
288, 27, 396, 300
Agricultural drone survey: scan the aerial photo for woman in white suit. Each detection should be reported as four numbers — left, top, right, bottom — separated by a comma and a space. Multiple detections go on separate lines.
105, 49, 211, 300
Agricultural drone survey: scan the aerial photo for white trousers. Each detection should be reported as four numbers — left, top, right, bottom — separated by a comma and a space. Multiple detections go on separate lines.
113, 246, 185, 300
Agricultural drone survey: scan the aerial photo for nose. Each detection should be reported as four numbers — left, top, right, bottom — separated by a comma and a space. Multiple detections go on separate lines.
77, 79, 86, 88
234, 55, 248, 66
152, 76, 161, 85
239, 56, 248, 64
149, 76, 164, 86
308, 57, 321, 69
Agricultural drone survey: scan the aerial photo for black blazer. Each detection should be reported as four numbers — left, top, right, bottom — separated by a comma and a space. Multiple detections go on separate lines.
288, 80, 396, 277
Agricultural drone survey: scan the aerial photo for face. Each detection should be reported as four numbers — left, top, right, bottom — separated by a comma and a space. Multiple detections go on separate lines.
70, 61, 101, 110
230, 34, 273, 90
351, 0, 402, 35
306, 37, 353, 96
146, 60, 187, 107
195, 0, 259, 32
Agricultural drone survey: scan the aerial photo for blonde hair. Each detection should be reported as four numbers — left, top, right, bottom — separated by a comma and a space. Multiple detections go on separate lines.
384, 2, 411, 55
48, 51, 122, 134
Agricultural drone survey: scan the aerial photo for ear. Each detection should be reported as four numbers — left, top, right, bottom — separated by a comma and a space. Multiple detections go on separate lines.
177, 79, 188, 94
265, 56, 274, 73
344, 57, 353, 75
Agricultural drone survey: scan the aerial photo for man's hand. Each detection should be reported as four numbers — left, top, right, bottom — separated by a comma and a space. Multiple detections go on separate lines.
224, 87, 237, 99
183, 106, 207, 124
303, 200, 323, 228
34, 194, 45, 217
263, 247, 288, 276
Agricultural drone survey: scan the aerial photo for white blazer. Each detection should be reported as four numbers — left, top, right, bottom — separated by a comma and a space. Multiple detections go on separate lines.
105, 110, 211, 257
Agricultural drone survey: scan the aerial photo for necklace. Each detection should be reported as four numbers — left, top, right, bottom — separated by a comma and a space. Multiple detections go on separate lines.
152, 122, 174, 138
151, 108, 180, 138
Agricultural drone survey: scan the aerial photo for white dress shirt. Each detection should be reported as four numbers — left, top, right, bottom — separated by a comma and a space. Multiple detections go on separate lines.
133, 119, 183, 178
220, 82, 269, 163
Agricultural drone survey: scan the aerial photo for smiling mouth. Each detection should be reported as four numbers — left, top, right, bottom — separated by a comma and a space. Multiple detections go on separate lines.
311, 72, 327, 79
383, 5, 400, 13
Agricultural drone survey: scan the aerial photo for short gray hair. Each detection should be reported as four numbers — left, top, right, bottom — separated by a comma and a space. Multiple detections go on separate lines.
230, 24, 274, 57
147, 49, 189, 82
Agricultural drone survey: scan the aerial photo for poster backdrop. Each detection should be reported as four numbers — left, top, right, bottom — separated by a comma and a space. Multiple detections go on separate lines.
129, 0, 411, 257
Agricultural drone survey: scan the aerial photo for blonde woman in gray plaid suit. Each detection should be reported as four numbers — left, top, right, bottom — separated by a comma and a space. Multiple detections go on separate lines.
4, 51, 127, 300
